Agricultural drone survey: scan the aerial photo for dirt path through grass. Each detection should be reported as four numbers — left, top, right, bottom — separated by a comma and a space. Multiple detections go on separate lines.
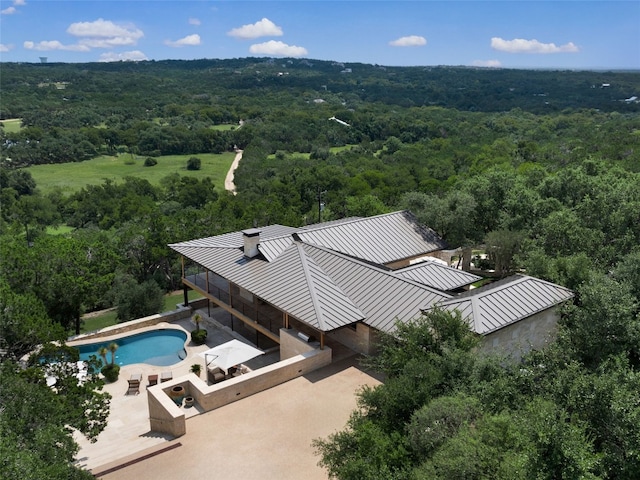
224, 149, 243, 195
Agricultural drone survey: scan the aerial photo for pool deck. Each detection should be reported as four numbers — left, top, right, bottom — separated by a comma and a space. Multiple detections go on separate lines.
73, 310, 280, 472
73, 308, 382, 478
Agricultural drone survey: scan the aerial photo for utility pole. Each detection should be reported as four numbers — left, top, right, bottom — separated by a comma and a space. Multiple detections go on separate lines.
317, 187, 326, 223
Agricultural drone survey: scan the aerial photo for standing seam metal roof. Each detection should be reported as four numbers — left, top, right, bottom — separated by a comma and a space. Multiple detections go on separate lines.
172, 224, 299, 249
169, 243, 365, 332
302, 243, 451, 333
394, 259, 482, 291
431, 275, 574, 335
295, 211, 447, 265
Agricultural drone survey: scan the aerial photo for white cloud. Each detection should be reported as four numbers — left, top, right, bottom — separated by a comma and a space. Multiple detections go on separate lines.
389, 35, 427, 47
228, 18, 283, 39
67, 18, 143, 48
165, 34, 201, 47
472, 59, 502, 67
491, 37, 579, 54
99, 50, 148, 62
0, 44, 12, 52
249, 40, 307, 57
2, 0, 25, 14
188, 18, 201, 26
24, 40, 90, 52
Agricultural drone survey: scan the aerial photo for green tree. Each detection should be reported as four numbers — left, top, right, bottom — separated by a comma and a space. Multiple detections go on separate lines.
110, 274, 164, 322
561, 273, 640, 368
0, 291, 110, 480
0, 280, 65, 360
484, 229, 525, 277
186, 156, 201, 170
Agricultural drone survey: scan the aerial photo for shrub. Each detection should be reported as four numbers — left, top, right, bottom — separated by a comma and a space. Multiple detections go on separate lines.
186, 156, 201, 170
191, 329, 207, 345
144, 157, 158, 167
101, 363, 120, 382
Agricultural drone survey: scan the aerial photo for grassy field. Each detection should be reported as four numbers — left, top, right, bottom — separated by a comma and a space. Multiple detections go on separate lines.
266, 144, 357, 160
0, 118, 22, 133
80, 290, 203, 333
28, 152, 236, 196
210, 124, 237, 131
46, 225, 75, 235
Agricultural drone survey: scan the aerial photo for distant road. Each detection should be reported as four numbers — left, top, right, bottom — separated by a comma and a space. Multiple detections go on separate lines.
224, 149, 243, 195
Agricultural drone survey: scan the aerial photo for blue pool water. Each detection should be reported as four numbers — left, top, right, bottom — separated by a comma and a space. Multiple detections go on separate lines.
75, 329, 188, 367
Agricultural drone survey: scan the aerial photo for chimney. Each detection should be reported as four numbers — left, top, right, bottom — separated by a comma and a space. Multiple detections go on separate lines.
242, 228, 261, 258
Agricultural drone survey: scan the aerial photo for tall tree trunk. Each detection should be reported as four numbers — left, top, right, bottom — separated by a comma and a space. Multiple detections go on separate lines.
462, 246, 472, 272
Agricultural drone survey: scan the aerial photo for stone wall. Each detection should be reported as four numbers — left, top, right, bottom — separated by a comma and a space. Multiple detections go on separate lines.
148, 380, 188, 437
68, 306, 193, 342
327, 323, 373, 355
481, 307, 560, 361
280, 328, 322, 359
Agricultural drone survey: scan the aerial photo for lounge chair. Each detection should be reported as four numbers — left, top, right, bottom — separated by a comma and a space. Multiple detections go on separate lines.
127, 373, 142, 395
160, 371, 173, 383
148, 374, 158, 387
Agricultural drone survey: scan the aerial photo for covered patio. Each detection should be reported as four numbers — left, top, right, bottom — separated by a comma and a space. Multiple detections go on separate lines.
182, 266, 332, 351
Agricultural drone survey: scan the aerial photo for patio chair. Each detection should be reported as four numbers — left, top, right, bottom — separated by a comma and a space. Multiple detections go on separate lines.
127, 373, 141, 395
148, 374, 158, 387
160, 371, 173, 383
207, 366, 225, 384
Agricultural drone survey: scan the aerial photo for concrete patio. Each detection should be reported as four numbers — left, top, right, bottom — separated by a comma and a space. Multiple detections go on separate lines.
93, 355, 381, 479
73, 307, 381, 478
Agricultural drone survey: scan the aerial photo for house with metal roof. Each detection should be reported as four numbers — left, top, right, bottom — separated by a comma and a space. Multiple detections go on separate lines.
426, 275, 575, 360
169, 211, 573, 359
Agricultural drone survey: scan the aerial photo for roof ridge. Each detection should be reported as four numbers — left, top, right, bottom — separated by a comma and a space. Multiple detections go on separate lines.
295, 242, 329, 331
470, 295, 482, 333
300, 210, 406, 233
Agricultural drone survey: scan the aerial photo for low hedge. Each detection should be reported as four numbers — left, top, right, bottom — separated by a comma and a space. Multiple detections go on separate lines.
101, 364, 120, 382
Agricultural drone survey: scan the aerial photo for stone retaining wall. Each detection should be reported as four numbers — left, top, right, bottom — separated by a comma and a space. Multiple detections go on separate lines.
68, 306, 193, 342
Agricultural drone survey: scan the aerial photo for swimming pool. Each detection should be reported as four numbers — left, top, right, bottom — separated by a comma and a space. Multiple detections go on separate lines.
75, 329, 188, 367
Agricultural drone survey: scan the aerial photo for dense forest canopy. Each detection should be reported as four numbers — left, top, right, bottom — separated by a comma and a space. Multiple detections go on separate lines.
1, 57, 639, 478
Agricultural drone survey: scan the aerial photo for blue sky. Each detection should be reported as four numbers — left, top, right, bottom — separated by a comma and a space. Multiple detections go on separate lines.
1, 1, 638, 69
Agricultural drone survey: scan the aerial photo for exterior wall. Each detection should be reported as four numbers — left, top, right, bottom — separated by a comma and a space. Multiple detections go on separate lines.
327, 323, 374, 355
148, 380, 187, 437
147, 339, 332, 437
280, 328, 321, 359
481, 307, 560, 361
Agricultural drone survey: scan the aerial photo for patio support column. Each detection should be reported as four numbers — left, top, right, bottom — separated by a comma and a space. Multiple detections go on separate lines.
181, 255, 185, 278
183, 285, 189, 308
284, 313, 289, 329
254, 299, 258, 324
206, 270, 210, 293
320, 332, 325, 350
